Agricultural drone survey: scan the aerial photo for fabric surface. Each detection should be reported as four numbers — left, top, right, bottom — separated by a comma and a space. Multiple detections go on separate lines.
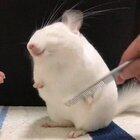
0, 106, 139, 140
0, 106, 8, 128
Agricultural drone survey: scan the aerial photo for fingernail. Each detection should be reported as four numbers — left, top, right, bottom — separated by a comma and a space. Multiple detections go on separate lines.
116, 75, 125, 85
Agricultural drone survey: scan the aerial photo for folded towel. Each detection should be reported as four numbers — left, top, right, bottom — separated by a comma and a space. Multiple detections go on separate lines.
0, 106, 137, 140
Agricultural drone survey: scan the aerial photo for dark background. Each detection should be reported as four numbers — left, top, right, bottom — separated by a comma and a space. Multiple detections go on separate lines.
0, 0, 139, 106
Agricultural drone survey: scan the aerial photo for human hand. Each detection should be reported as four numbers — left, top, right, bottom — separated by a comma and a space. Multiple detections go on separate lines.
0, 71, 5, 84
116, 35, 140, 85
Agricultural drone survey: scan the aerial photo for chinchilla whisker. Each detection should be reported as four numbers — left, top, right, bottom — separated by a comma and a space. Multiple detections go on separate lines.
43, 0, 61, 27
83, 0, 123, 13
47, 0, 66, 25
83, 7, 130, 19
41, 13, 48, 29
65, 7, 130, 26
68, 0, 83, 11
54, 0, 82, 23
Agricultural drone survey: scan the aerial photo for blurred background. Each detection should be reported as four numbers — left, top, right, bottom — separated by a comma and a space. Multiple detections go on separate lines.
0, 0, 139, 106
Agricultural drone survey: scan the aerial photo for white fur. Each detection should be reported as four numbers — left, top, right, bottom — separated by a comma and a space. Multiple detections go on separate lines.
116, 81, 140, 115
27, 10, 140, 137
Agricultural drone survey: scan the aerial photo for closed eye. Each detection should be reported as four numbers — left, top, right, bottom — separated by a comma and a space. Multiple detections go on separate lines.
44, 49, 56, 56
46, 48, 59, 54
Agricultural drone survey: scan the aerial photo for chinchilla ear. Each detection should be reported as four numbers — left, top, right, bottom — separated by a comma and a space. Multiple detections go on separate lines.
62, 10, 83, 34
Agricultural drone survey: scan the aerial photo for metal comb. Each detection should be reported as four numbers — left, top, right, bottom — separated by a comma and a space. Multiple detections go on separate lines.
65, 60, 134, 107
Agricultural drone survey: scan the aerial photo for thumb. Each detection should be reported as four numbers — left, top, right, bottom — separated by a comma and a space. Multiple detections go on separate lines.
116, 35, 140, 85
116, 59, 140, 85
116, 67, 132, 85
119, 35, 140, 65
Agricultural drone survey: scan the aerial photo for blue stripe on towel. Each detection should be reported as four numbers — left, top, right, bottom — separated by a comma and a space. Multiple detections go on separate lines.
0, 106, 9, 129
88, 122, 135, 140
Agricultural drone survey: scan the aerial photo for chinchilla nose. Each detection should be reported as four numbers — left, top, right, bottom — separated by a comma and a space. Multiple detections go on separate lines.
27, 43, 43, 56
27, 43, 36, 50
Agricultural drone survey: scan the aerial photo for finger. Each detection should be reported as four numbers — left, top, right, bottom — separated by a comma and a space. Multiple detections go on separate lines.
116, 59, 140, 85
0, 71, 5, 79
120, 59, 140, 80
116, 75, 125, 85
120, 35, 140, 64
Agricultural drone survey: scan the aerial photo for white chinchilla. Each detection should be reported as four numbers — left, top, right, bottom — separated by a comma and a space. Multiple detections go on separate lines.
27, 10, 140, 138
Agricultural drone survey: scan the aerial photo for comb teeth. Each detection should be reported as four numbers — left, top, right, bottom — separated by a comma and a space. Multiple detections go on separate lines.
65, 60, 134, 107
65, 81, 105, 106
